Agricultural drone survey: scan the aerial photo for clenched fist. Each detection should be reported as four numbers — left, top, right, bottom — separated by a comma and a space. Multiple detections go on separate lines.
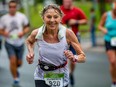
26, 52, 34, 64
64, 50, 75, 61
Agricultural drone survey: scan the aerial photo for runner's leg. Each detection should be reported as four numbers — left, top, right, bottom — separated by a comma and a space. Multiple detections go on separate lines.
15, 44, 24, 79
5, 42, 19, 85
107, 50, 116, 86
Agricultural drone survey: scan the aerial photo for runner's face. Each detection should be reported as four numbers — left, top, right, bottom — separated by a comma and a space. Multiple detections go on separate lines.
43, 9, 61, 30
9, 3, 17, 15
63, 0, 73, 9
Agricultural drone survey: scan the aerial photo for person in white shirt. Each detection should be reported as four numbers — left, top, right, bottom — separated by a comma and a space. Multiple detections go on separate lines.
0, 0, 29, 87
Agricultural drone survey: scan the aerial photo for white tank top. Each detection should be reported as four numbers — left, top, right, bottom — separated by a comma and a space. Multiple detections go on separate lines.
34, 24, 69, 86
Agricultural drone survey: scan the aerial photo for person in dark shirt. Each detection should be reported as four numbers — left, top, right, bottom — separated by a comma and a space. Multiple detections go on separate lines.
90, 8, 96, 47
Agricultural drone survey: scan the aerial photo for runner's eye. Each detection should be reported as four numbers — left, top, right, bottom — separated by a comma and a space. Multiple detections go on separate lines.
47, 15, 52, 19
54, 16, 58, 19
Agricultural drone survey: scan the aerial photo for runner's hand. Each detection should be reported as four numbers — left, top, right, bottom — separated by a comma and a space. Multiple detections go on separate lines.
4, 31, 9, 37
68, 19, 78, 26
18, 32, 24, 38
26, 52, 34, 64
103, 29, 108, 34
64, 50, 74, 62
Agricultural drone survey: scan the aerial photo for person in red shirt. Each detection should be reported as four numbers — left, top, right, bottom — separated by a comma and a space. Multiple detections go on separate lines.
60, 0, 87, 86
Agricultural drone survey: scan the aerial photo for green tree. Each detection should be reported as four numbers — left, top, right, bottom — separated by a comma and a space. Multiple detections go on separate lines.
98, 0, 106, 15
34, 0, 43, 6
55, 0, 62, 5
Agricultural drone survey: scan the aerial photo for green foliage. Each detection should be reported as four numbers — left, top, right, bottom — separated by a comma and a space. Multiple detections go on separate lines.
29, 4, 43, 29
55, 0, 62, 5
74, 1, 111, 33
35, 0, 43, 3
34, 0, 43, 6
28, 1, 111, 33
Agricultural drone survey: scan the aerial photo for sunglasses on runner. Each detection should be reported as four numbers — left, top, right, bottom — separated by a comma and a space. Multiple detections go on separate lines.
9, 6, 17, 8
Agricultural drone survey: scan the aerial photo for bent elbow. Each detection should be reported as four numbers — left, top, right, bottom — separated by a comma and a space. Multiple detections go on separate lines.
82, 54, 86, 63
98, 24, 102, 31
82, 56, 86, 63
85, 20, 88, 24
25, 39, 29, 45
83, 20, 88, 25
78, 53, 86, 63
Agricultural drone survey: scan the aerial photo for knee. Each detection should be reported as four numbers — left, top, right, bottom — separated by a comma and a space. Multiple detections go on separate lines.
17, 60, 22, 67
107, 51, 116, 68
17, 63, 22, 67
110, 60, 116, 68
10, 59, 16, 66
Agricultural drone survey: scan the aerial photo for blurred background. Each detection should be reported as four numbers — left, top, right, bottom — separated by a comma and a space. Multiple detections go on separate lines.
0, 0, 112, 29
0, 0, 113, 87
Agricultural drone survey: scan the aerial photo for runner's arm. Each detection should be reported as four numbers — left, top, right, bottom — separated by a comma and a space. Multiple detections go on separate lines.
98, 12, 108, 34
0, 17, 9, 37
0, 28, 9, 37
78, 8, 88, 25
26, 29, 38, 64
68, 19, 87, 26
26, 29, 38, 53
18, 24, 30, 38
18, 14, 30, 38
23, 15, 30, 35
23, 24, 30, 35
77, 19, 87, 25
65, 29, 86, 63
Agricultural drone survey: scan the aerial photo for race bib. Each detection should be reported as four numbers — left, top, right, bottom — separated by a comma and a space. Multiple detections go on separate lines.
44, 72, 64, 87
10, 34, 20, 44
10, 34, 18, 40
111, 37, 116, 46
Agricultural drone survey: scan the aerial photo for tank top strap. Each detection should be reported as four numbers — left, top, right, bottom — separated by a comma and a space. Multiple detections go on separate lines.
59, 25, 68, 46
35, 25, 45, 40
106, 11, 112, 20
58, 24, 67, 41
107, 11, 111, 16
35, 24, 67, 42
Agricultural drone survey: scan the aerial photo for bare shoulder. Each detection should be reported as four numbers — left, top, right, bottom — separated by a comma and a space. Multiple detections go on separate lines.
102, 12, 107, 19
26, 29, 38, 43
66, 29, 75, 38
66, 29, 77, 44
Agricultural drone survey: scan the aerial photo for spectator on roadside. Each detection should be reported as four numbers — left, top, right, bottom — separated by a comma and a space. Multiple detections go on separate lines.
90, 8, 97, 47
